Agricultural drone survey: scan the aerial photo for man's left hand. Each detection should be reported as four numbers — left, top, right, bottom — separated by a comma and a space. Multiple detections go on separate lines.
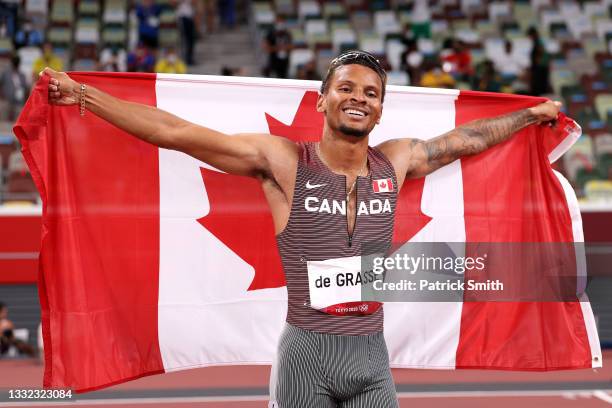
529, 100, 562, 125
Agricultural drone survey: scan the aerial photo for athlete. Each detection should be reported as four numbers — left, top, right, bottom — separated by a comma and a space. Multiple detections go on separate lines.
42, 50, 560, 407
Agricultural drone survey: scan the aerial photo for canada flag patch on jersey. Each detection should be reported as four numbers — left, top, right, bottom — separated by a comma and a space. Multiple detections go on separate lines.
372, 178, 394, 193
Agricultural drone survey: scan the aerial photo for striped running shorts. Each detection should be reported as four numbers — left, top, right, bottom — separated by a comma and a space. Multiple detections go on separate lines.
269, 323, 399, 408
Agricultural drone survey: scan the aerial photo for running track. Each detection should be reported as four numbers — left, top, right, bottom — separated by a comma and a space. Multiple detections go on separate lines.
1, 351, 611, 407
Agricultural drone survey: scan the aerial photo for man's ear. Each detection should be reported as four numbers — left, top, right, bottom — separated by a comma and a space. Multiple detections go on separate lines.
316, 92, 326, 113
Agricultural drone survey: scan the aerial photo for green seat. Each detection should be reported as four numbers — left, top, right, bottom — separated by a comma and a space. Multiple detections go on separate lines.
597, 153, 612, 176
411, 22, 431, 39
48, 27, 72, 44
51, 0, 74, 24
159, 28, 178, 47
323, 2, 345, 19
0, 37, 13, 56
551, 69, 577, 95
79, 0, 100, 16
595, 94, 612, 121
102, 25, 127, 45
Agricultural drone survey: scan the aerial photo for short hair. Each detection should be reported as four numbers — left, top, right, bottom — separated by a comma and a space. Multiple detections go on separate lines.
0, 302, 5, 310
320, 50, 388, 102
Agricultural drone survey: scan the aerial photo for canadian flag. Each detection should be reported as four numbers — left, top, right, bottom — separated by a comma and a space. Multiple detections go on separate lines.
14, 73, 601, 392
373, 178, 394, 193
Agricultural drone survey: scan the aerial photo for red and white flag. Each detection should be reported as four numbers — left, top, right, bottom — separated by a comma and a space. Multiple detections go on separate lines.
373, 178, 394, 193
14, 73, 601, 392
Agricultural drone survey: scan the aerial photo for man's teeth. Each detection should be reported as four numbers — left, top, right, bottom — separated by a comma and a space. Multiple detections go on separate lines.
345, 109, 365, 117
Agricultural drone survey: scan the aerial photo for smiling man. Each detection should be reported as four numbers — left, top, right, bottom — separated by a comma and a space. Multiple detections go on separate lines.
43, 50, 560, 407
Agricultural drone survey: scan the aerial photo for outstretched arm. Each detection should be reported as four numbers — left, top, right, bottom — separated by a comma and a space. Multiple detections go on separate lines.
43, 67, 296, 179
378, 100, 561, 183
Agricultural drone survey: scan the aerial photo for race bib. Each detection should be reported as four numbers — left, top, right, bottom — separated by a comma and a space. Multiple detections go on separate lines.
307, 256, 382, 316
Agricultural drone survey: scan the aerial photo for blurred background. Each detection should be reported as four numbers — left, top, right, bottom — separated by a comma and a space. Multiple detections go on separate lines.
0, 0, 611, 406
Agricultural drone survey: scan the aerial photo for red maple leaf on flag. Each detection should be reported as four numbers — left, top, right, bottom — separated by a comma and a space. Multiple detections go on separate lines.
199, 90, 431, 291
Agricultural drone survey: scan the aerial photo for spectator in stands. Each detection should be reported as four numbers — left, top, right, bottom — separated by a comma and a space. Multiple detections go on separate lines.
98, 47, 128, 72
0, 302, 13, 333
127, 43, 156, 72
0, 55, 28, 121
527, 27, 551, 96
263, 15, 292, 79
0, 302, 35, 358
296, 60, 321, 81
13, 19, 43, 49
420, 59, 455, 89
136, 0, 163, 49
177, 0, 197, 66
441, 38, 473, 82
400, 38, 423, 86
217, 0, 236, 29
0, 0, 18, 38
155, 47, 187, 74
32, 42, 63, 84
491, 40, 527, 82
472, 60, 502, 93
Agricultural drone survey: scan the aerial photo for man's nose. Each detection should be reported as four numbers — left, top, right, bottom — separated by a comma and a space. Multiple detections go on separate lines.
350, 90, 366, 103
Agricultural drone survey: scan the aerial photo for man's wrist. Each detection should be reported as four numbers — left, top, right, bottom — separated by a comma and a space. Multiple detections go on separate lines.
525, 107, 540, 125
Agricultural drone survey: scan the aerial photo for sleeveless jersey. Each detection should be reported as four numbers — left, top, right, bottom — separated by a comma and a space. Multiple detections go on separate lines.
276, 142, 398, 335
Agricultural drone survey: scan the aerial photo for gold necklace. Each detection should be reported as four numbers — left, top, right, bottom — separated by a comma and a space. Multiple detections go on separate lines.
316, 143, 368, 201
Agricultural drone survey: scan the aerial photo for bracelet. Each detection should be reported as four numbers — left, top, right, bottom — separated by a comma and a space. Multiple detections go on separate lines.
79, 84, 86, 116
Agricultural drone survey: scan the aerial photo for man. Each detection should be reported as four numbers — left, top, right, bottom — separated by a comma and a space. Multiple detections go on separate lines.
43, 50, 560, 407
0, 54, 29, 121
263, 15, 292, 79
0, 301, 35, 358
32, 42, 63, 84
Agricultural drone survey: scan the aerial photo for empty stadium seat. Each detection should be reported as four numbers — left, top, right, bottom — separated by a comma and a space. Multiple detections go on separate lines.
50, 0, 74, 25
26, 0, 49, 15
331, 27, 356, 54
358, 32, 385, 56
298, 1, 321, 21
275, 0, 295, 17
103, 0, 128, 24
79, 0, 101, 17
289, 48, 314, 78
322, 2, 345, 20
75, 18, 100, 44
563, 131, 594, 183
595, 94, 612, 121
386, 70, 409, 85
17, 47, 42, 84
374, 10, 400, 37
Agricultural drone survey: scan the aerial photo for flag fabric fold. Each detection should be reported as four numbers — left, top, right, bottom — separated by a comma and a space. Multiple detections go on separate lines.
14, 73, 601, 392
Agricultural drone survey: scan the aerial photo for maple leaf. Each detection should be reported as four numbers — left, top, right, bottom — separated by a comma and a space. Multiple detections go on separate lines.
198, 91, 324, 291
197, 169, 286, 291
265, 91, 324, 142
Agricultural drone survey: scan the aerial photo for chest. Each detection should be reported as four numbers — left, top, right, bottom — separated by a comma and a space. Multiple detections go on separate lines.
292, 168, 397, 250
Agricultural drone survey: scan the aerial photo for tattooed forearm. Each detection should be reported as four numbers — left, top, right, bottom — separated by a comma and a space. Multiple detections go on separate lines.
411, 108, 538, 176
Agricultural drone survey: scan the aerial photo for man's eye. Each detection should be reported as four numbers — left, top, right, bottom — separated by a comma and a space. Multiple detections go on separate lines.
340, 87, 350, 92
367, 92, 377, 97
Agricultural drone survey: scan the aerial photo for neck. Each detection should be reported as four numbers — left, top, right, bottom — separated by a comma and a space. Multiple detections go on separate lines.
318, 125, 369, 174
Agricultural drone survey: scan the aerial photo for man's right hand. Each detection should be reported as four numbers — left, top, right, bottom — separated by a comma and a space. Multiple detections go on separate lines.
41, 67, 80, 106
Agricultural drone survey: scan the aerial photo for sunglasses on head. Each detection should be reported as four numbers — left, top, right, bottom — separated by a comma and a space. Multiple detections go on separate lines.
331, 51, 382, 67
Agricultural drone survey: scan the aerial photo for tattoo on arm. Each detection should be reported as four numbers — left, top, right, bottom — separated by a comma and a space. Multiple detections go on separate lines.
411, 108, 537, 177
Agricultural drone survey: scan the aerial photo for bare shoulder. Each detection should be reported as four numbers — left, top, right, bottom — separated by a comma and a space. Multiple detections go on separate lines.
376, 138, 420, 159
376, 137, 423, 169
376, 138, 425, 181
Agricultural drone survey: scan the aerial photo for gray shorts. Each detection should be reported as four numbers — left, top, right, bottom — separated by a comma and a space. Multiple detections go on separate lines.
269, 323, 399, 408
